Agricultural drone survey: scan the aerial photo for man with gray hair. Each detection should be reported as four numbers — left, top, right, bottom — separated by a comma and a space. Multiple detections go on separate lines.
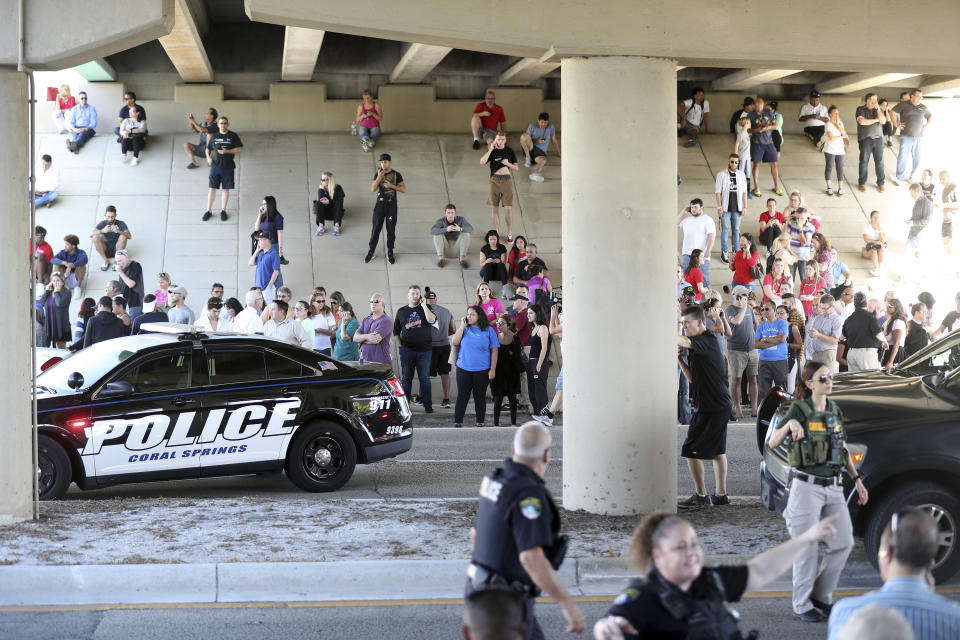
842, 292, 887, 371
837, 605, 914, 640
462, 588, 526, 640
467, 422, 585, 639
233, 288, 265, 334
828, 507, 960, 639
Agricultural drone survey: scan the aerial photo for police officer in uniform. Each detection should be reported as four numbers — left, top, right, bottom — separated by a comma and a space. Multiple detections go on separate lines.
467, 421, 585, 639
593, 511, 839, 639
767, 359, 869, 622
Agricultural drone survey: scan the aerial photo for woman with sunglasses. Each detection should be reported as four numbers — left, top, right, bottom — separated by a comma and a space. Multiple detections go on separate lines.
314, 171, 346, 236
153, 272, 172, 310
767, 360, 869, 622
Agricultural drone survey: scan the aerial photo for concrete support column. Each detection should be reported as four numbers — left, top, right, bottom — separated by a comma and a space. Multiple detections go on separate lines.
561, 57, 677, 515
0, 69, 33, 525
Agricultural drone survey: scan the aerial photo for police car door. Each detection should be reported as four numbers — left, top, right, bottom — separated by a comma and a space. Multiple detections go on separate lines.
86, 346, 200, 480
198, 346, 296, 472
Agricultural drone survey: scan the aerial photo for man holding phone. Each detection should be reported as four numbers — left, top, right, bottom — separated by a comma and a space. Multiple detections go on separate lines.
90, 205, 132, 271
184, 107, 218, 169
203, 116, 243, 222
393, 286, 437, 413
366, 153, 406, 264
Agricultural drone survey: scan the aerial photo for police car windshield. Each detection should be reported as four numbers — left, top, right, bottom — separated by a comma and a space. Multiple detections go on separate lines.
38, 339, 142, 391
897, 329, 960, 375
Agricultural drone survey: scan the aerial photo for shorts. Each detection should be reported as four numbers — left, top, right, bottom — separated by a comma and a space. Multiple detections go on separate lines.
555, 369, 563, 391
486, 175, 514, 207
430, 344, 452, 376
681, 410, 729, 459
728, 349, 759, 379
188, 142, 204, 157
751, 142, 779, 164
481, 127, 498, 141
943, 221, 953, 239
103, 239, 117, 259
530, 146, 547, 161
864, 242, 884, 252
209, 164, 235, 189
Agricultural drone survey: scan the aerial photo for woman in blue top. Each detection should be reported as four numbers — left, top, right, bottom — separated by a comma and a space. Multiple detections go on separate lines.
333, 302, 360, 361
451, 305, 499, 428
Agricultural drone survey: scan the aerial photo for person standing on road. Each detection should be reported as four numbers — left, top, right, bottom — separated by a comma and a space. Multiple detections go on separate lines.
467, 422, 586, 639
451, 305, 499, 428
425, 289, 455, 409
394, 285, 437, 413
725, 285, 758, 421
805, 295, 842, 374
768, 360, 869, 622
366, 154, 406, 264
677, 305, 733, 509
755, 301, 789, 396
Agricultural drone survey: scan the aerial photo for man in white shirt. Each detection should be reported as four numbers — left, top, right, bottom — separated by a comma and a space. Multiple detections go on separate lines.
677, 87, 709, 148
714, 155, 748, 263
194, 297, 223, 331
233, 288, 264, 334
798, 90, 829, 146
34, 154, 60, 208
678, 198, 716, 289
263, 300, 311, 348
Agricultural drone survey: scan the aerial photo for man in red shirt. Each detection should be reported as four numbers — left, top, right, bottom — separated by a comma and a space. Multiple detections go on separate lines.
471, 90, 506, 150
32, 225, 54, 284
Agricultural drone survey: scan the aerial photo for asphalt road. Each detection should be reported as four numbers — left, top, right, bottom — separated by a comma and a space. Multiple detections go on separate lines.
64, 422, 764, 501
12, 591, 960, 640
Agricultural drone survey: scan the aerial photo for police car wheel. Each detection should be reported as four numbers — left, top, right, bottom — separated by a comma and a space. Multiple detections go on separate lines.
285, 421, 357, 492
864, 481, 960, 584
38, 435, 72, 501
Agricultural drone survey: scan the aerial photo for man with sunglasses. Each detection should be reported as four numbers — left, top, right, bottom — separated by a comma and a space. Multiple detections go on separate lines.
806, 294, 843, 374
725, 285, 759, 421
66, 91, 97, 153
354, 293, 393, 368
715, 154, 748, 263
754, 301, 789, 396
828, 508, 960, 639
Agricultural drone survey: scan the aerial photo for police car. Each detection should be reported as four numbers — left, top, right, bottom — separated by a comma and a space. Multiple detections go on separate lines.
35, 324, 412, 500
757, 333, 960, 582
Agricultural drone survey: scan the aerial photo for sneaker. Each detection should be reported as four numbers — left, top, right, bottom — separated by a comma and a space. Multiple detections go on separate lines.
121, 153, 129, 164
475, 422, 484, 428
333, 225, 340, 236
316, 224, 325, 236
793, 609, 827, 623
472, 139, 480, 150
870, 268, 881, 277
131, 156, 139, 166
100, 262, 110, 271
454, 423, 462, 428
424, 406, 434, 414
202, 210, 213, 221
280, 256, 289, 265
810, 598, 833, 615
678, 494, 711, 509
837, 188, 844, 196
441, 398, 451, 408
529, 173, 545, 182
186, 162, 198, 169
885, 140, 894, 148
219, 210, 228, 221
720, 251, 729, 264
67, 140, 78, 153
890, 177, 900, 186
364, 252, 374, 263
751, 189, 762, 197
411, 395, 423, 406
387, 251, 396, 264
360, 137, 369, 152
459, 257, 468, 268
710, 493, 730, 506
524, 156, 531, 168
437, 257, 445, 268
533, 409, 554, 426
507, 235, 513, 243
683, 138, 698, 148
773, 187, 784, 196
826, 187, 833, 196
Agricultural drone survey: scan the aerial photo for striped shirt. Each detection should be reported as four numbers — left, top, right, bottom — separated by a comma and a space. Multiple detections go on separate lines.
828, 577, 960, 640
787, 220, 815, 258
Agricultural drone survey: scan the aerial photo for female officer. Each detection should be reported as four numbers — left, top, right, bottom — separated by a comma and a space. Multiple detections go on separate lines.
767, 360, 869, 622
593, 511, 838, 639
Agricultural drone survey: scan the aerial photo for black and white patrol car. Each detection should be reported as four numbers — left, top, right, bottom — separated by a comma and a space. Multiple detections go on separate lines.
35, 324, 412, 500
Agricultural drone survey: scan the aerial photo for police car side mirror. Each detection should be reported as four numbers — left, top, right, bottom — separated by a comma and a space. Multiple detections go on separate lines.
67, 372, 84, 390
100, 381, 134, 396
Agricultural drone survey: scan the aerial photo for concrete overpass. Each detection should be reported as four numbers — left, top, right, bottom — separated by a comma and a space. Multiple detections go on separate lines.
5, 0, 960, 524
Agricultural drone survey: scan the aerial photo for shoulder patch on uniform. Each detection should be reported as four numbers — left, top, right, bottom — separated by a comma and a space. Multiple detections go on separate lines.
613, 587, 640, 605
519, 496, 542, 520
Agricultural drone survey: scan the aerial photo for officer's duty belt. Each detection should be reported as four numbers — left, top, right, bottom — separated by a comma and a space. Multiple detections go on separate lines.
467, 563, 536, 597
794, 471, 841, 486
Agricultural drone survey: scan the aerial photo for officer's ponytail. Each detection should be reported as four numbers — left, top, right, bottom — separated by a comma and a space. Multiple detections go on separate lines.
796, 360, 828, 400
628, 512, 690, 574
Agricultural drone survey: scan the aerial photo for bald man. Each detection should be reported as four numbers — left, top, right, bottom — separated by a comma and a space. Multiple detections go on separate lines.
466, 422, 585, 640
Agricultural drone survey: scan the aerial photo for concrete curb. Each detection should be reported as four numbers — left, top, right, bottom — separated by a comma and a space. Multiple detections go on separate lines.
0, 556, 775, 607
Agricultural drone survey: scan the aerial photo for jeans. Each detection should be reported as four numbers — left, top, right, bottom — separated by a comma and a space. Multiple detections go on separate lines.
823, 153, 844, 183
681, 254, 711, 290
454, 367, 489, 424
790, 258, 808, 282
896, 135, 922, 182
719, 211, 742, 253
857, 137, 885, 186
358, 125, 381, 142
678, 364, 691, 424
69, 129, 95, 148
399, 345, 432, 409
128, 306, 143, 324
34, 190, 58, 207
120, 134, 146, 157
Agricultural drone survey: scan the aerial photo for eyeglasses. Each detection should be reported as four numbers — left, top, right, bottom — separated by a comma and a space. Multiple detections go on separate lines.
729, 160, 739, 165
158, 272, 169, 278
79, 97, 87, 100
320, 178, 328, 182
295, 306, 307, 311
369, 299, 382, 304
817, 373, 836, 383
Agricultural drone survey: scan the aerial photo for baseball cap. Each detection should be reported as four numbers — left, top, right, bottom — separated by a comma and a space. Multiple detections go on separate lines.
425, 291, 437, 300
169, 285, 187, 297
682, 285, 695, 295
379, 153, 391, 162
142, 297, 157, 313
732, 285, 751, 296
810, 90, 821, 97
253, 230, 270, 239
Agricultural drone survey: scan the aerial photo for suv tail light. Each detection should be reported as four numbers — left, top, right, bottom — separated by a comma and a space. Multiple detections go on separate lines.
385, 377, 405, 397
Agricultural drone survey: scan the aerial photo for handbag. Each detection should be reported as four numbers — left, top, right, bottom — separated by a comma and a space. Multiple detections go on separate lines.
749, 260, 764, 280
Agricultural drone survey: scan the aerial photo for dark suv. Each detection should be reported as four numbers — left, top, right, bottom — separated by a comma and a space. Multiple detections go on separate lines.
758, 332, 960, 582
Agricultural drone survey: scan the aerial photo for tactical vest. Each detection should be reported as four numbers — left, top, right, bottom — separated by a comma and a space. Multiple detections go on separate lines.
471, 464, 561, 585
650, 569, 748, 640
786, 398, 848, 471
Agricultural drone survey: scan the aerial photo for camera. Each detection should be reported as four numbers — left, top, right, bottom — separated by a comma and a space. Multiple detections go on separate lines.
549, 287, 562, 314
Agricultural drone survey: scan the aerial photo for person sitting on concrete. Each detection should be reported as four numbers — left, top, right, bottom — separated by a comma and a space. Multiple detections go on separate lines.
114, 91, 147, 141
51, 84, 75, 134
50, 234, 88, 290
33, 154, 59, 208
520, 112, 560, 182
90, 205, 131, 271
677, 87, 710, 147
314, 171, 346, 236
118, 107, 147, 165
479, 229, 509, 287
184, 107, 218, 169
471, 90, 506, 150
83, 296, 127, 347
828, 507, 960, 639
798, 90, 829, 146
131, 294, 169, 334
66, 91, 97, 154
166, 285, 195, 325
33, 225, 53, 285
356, 89, 383, 152
430, 203, 474, 268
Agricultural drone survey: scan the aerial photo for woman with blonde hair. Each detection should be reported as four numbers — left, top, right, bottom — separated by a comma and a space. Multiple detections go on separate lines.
52, 84, 75, 134
314, 171, 346, 236
309, 291, 336, 356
